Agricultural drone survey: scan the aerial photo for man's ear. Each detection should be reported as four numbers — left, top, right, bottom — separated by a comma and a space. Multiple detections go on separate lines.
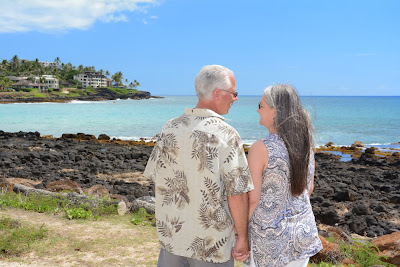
213, 89, 220, 99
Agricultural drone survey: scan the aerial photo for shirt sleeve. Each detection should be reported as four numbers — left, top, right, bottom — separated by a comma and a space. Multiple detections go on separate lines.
143, 144, 159, 181
220, 130, 254, 196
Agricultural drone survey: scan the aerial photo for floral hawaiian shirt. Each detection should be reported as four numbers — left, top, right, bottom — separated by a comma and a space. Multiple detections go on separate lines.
144, 107, 254, 263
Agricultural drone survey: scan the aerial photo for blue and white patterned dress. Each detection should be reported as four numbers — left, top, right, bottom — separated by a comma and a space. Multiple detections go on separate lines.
246, 133, 322, 267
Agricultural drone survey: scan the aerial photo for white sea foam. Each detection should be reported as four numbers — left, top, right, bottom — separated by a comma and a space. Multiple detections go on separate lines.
68, 100, 108, 104
111, 136, 155, 141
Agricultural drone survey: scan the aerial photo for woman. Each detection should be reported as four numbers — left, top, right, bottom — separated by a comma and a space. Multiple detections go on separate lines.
245, 84, 322, 267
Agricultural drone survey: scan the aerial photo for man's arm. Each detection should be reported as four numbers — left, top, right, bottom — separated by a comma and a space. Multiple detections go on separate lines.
228, 192, 249, 262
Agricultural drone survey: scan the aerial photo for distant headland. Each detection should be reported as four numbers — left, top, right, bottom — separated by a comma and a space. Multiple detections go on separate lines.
0, 55, 161, 103
0, 87, 162, 104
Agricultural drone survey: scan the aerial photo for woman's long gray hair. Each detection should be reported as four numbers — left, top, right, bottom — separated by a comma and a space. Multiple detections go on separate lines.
263, 84, 314, 196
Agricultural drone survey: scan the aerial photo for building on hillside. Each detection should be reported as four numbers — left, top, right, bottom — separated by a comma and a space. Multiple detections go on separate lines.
106, 78, 113, 87
73, 71, 107, 88
12, 80, 49, 92
33, 75, 59, 89
6, 76, 28, 83
39, 61, 59, 68
60, 80, 73, 89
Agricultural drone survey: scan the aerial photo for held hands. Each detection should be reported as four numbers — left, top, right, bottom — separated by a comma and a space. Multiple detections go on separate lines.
232, 235, 250, 262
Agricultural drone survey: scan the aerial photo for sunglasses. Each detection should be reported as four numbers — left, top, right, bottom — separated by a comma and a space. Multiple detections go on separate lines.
258, 102, 266, 109
220, 89, 238, 97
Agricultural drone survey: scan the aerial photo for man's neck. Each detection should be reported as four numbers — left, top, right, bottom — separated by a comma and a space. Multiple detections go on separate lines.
195, 100, 218, 113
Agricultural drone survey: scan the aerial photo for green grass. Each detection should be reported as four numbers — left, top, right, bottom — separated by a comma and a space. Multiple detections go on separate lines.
0, 190, 158, 263
33, 93, 46, 98
0, 216, 48, 257
16, 88, 39, 93
0, 191, 118, 219
339, 239, 395, 267
85, 86, 96, 93
107, 87, 139, 95
66, 89, 83, 97
310, 262, 340, 267
310, 237, 396, 267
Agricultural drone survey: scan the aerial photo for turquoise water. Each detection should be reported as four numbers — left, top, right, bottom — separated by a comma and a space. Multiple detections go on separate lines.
0, 96, 399, 148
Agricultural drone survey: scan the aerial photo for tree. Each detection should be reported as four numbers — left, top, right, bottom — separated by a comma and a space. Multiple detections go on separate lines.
10, 55, 19, 69
131, 79, 140, 89
0, 77, 13, 90
111, 71, 123, 87
54, 57, 61, 67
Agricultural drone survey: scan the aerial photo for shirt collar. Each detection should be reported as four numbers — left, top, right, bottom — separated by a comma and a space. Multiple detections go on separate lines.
184, 107, 226, 121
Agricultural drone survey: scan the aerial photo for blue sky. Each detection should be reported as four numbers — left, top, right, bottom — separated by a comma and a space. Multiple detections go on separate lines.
0, 0, 399, 96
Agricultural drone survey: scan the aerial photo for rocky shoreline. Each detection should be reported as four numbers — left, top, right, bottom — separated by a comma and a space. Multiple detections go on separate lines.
0, 88, 162, 104
0, 130, 399, 239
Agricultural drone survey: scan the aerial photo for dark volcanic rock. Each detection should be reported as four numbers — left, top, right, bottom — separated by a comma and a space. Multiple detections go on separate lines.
313, 152, 400, 237
1, 131, 399, 238
0, 131, 154, 202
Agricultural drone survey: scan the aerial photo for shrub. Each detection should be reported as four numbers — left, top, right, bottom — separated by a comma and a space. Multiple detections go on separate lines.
339, 240, 395, 267
65, 207, 93, 220
131, 208, 155, 226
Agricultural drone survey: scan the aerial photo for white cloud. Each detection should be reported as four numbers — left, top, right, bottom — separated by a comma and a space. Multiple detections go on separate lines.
0, 0, 158, 33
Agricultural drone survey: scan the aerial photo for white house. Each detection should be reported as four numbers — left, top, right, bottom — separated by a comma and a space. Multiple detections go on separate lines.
33, 75, 59, 89
73, 71, 107, 88
39, 61, 59, 68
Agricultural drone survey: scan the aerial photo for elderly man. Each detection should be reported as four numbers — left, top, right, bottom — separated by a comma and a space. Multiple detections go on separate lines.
144, 65, 254, 266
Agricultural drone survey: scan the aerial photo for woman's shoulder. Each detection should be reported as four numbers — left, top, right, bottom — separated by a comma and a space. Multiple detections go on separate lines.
261, 133, 283, 145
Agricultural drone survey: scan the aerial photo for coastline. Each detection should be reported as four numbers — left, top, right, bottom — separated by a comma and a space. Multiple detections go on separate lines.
1, 130, 399, 239
0, 89, 163, 104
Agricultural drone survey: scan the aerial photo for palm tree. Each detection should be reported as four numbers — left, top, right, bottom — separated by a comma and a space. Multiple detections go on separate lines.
54, 57, 61, 67
10, 55, 19, 69
129, 79, 140, 89
0, 77, 13, 90
111, 71, 123, 87
132, 79, 140, 89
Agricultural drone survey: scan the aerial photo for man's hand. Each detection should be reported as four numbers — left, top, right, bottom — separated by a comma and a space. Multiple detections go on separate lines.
231, 235, 250, 262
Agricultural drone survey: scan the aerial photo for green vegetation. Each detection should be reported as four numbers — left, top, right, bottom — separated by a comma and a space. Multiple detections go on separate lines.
85, 86, 96, 93
65, 207, 93, 220
309, 237, 395, 267
310, 262, 340, 267
339, 239, 394, 267
1, 190, 393, 266
108, 87, 139, 95
0, 191, 118, 219
0, 190, 159, 263
0, 54, 141, 92
130, 208, 155, 226
0, 216, 48, 257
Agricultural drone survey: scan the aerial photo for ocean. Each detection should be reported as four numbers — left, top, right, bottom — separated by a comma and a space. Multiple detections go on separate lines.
0, 96, 399, 149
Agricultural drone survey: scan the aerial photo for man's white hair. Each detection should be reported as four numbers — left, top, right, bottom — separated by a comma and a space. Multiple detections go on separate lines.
194, 65, 234, 100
